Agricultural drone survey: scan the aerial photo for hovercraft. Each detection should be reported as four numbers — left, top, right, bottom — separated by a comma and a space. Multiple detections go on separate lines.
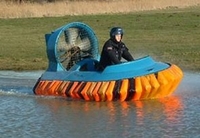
33, 22, 183, 101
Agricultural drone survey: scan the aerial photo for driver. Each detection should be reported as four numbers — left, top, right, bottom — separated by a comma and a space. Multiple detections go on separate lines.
98, 27, 134, 70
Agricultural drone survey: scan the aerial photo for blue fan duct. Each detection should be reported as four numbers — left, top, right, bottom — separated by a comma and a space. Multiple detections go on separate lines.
45, 22, 99, 71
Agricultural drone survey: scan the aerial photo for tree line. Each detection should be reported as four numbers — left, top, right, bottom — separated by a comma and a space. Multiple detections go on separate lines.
7, 0, 107, 3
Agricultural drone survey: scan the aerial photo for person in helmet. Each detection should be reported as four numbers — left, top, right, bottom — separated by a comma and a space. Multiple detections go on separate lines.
98, 27, 134, 70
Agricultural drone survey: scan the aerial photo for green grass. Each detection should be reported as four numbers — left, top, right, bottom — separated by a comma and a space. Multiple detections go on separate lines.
0, 7, 200, 71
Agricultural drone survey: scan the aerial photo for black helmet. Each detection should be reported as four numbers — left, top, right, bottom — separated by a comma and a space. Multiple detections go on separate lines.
110, 27, 124, 38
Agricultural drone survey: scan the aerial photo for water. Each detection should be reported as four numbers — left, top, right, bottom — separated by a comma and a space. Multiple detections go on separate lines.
0, 70, 200, 138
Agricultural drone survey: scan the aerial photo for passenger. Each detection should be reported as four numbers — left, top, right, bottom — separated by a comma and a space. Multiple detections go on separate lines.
98, 27, 134, 70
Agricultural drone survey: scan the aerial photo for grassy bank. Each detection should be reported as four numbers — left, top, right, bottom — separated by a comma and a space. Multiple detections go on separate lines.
0, 7, 200, 71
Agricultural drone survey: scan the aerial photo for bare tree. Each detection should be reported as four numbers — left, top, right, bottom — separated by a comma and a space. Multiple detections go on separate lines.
47, 0, 56, 2
15, 0, 23, 4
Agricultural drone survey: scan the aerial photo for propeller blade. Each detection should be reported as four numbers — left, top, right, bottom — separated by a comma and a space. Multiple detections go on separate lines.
64, 28, 79, 45
76, 37, 91, 52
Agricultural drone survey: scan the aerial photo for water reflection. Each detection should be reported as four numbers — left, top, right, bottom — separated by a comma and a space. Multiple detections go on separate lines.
35, 95, 183, 131
159, 97, 183, 123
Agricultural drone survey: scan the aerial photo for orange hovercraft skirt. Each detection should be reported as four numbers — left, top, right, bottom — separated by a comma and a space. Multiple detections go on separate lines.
34, 64, 183, 102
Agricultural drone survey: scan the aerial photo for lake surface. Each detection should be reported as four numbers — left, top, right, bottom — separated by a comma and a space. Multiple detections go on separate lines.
0, 70, 200, 138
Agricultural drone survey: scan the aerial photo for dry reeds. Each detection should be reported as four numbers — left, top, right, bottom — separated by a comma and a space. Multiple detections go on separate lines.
0, 0, 200, 18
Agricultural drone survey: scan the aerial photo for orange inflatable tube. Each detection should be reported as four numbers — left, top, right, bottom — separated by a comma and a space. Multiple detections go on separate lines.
156, 72, 168, 98
132, 77, 142, 101
140, 76, 151, 99
161, 68, 176, 96
72, 81, 85, 99
147, 74, 160, 99
119, 79, 129, 102
98, 81, 110, 101
81, 82, 92, 101
92, 82, 102, 102
49, 81, 62, 95
34, 81, 44, 95
86, 82, 97, 101
57, 81, 70, 97
42, 81, 53, 95
105, 81, 115, 101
